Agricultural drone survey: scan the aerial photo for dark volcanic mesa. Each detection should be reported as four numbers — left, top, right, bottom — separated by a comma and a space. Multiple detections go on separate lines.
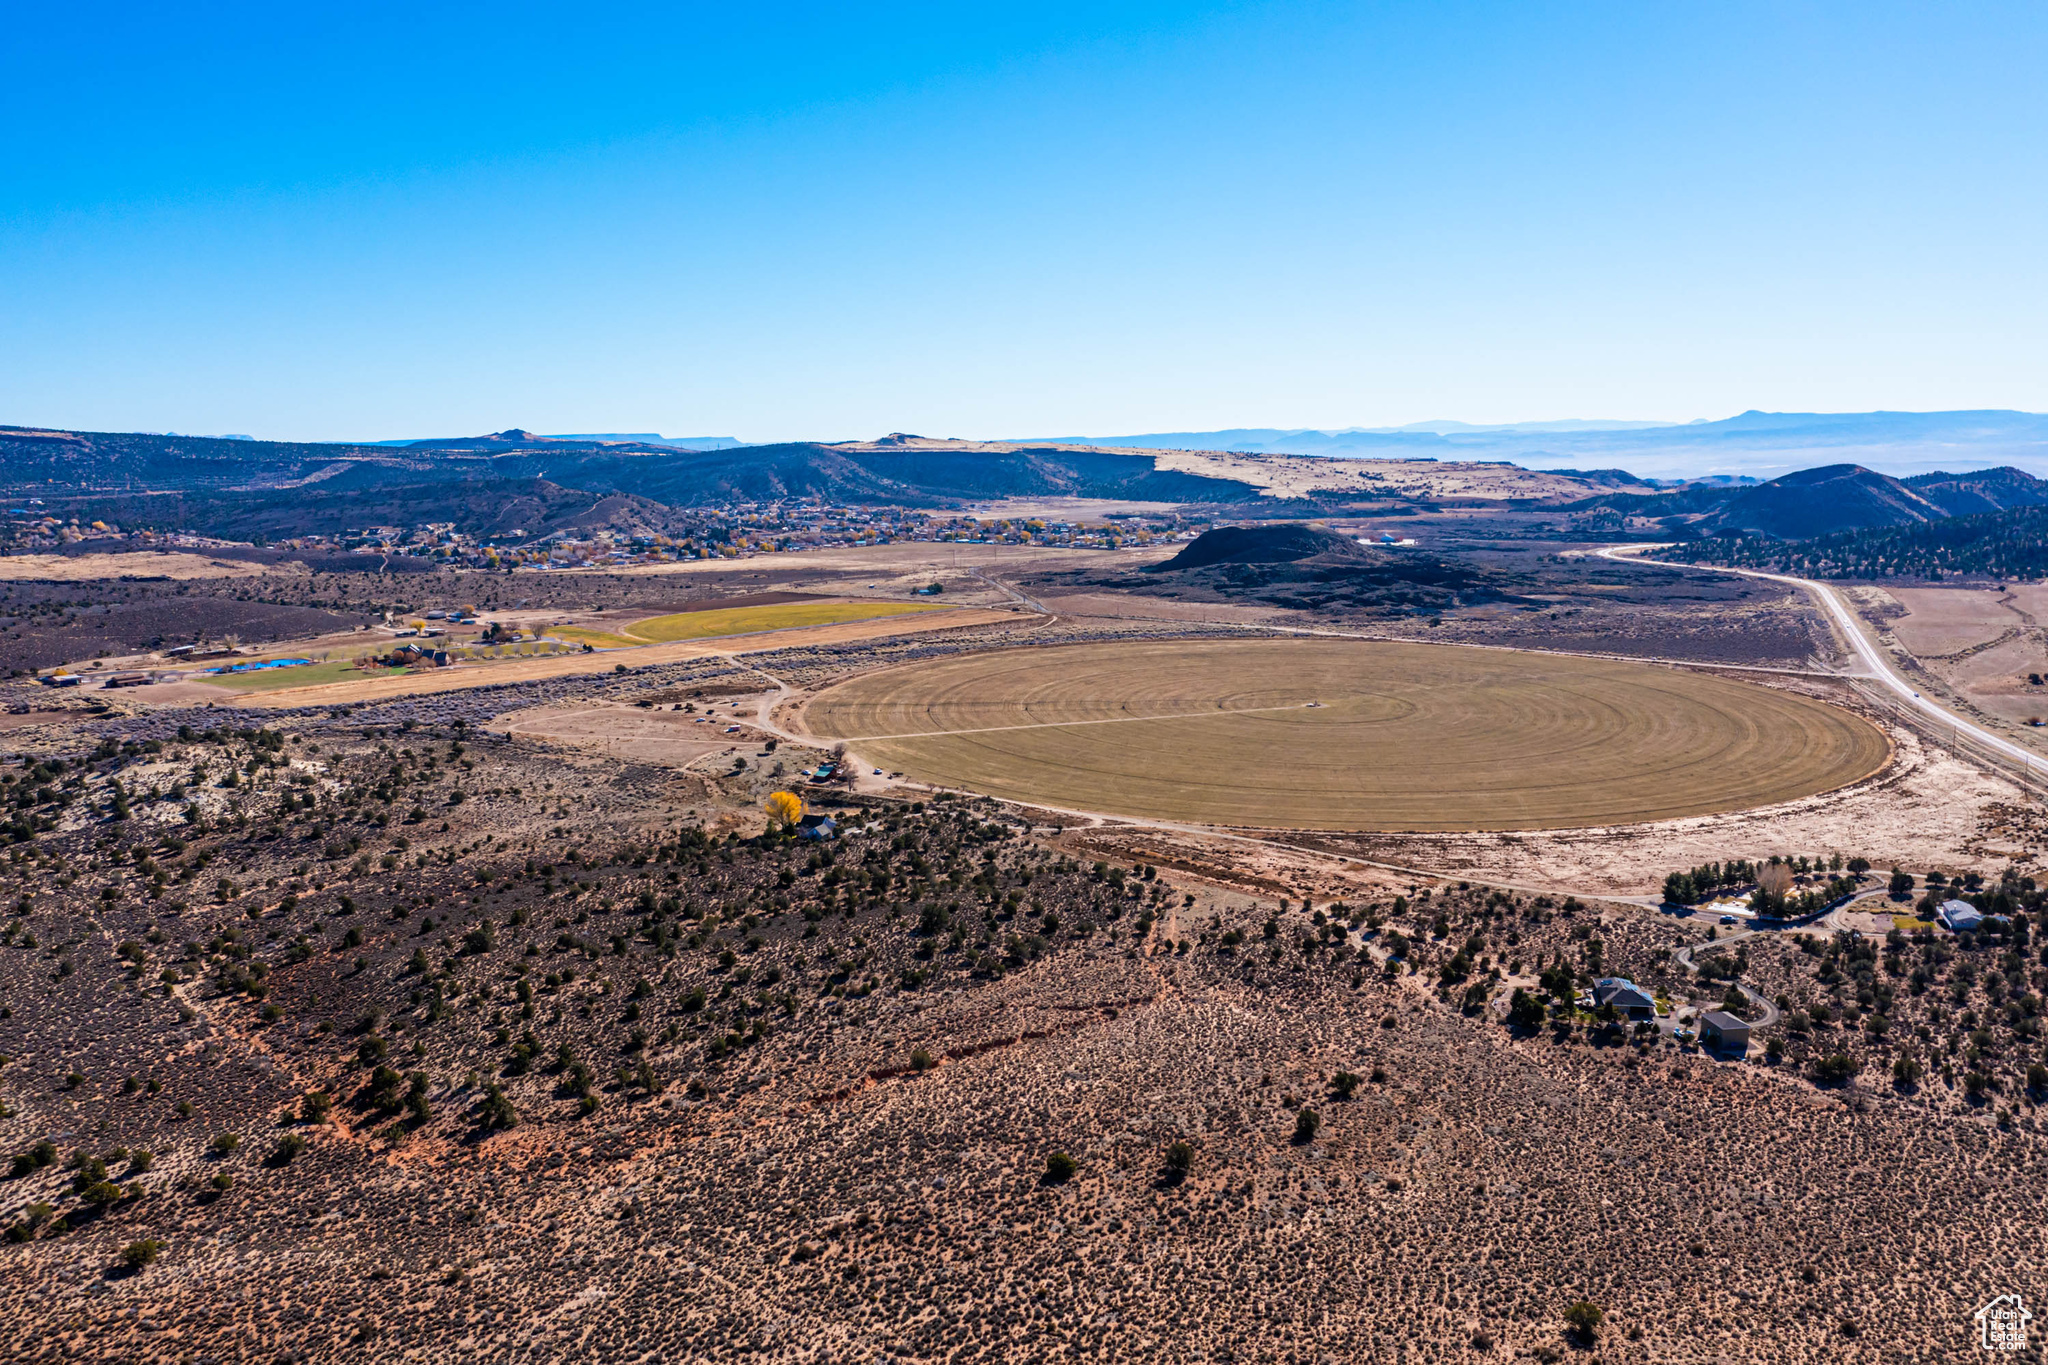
1117, 521, 1523, 614
1146, 522, 1383, 569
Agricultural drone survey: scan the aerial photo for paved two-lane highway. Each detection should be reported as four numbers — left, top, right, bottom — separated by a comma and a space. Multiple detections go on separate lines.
1600, 545, 2047, 772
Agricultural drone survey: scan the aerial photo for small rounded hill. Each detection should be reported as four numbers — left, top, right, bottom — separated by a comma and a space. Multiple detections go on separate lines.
1148, 523, 1383, 572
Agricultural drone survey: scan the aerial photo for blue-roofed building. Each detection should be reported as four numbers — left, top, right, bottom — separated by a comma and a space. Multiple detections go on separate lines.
1938, 899, 1984, 932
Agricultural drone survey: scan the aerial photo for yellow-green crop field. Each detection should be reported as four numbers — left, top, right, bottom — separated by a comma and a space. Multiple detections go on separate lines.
621, 600, 947, 644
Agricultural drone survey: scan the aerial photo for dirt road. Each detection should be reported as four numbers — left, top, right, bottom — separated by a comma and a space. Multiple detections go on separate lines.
1671, 929, 1782, 1028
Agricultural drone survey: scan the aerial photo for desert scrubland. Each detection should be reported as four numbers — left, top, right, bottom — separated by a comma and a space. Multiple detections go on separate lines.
0, 519, 2039, 1364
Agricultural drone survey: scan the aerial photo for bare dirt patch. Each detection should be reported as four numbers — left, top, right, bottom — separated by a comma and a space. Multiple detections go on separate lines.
0, 551, 293, 581
494, 699, 800, 770
1889, 586, 2020, 657
0, 709, 86, 732
1860, 585, 2048, 743
98, 679, 242, 706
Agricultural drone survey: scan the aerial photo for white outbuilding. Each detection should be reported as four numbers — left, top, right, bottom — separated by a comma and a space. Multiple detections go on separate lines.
1938, 899, 1984, 932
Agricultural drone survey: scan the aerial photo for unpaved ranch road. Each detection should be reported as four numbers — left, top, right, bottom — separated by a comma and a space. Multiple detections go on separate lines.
1671, 929, 1783, 1028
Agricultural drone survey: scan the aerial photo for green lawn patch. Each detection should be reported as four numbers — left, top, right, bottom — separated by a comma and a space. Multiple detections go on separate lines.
204, 659, 370, 691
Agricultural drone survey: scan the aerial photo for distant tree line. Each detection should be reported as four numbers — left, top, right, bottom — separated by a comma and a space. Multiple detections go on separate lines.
1666, 505, 2048, 580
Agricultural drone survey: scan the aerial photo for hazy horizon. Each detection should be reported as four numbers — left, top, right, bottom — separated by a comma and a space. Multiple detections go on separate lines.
31, 404, 2048, 450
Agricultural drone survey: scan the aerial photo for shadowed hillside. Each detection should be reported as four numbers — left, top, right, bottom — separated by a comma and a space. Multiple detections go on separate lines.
1699, 463, 2048, 540
1902, 466, 2048, 517
1672, 503, 2048, 580
545, 443, 1259, 506
6, 478, 678, 542
1704, 465, 1946, 539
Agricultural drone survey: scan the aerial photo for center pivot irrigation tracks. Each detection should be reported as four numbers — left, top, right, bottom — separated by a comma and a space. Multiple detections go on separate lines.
832, 699, 1319, 742
801, 635, 1890, 832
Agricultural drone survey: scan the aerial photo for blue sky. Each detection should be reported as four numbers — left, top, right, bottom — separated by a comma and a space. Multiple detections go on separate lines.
2, 1, 2043, 443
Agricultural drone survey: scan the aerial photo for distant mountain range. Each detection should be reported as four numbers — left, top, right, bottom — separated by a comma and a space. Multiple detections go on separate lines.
0, 426, 1268, 539
1046, 409, 2048, 482
360, 430, 741, 450
1550, 461, 2048, 542
1361, 418, 1686, 435
9, 414, 2048, 550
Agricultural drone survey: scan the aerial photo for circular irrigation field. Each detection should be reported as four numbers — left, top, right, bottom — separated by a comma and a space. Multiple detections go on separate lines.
802, 638, 1891, 831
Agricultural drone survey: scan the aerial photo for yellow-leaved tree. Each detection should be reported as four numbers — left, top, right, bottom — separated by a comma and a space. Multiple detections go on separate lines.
763, 790, 804, 830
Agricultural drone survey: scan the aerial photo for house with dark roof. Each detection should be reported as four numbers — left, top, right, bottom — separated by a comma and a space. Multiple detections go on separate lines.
1700, 1011, 1751, 1054
1591, 977, 1656, 1019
